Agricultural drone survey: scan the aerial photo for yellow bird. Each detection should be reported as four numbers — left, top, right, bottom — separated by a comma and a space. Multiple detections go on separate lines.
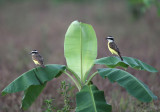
30, 50, 45, 68
106, 36, 123, 61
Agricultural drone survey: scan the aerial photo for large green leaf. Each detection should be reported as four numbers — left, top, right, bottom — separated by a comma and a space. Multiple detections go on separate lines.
64, 21, 97, 81
95, 56, 158, 72
98, 68, 157, 102
1, 64, 66, 96
21, 83, 46, 110
76, 85, 112, 112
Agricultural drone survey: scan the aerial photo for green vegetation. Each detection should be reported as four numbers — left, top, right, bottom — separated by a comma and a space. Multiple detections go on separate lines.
57, 81, 73, 112
127, 0, 160, 18
43, 81, 73, 112
43, 99, 55, 112
1, 21, 158, 112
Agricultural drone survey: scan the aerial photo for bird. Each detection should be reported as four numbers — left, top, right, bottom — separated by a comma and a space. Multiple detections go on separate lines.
106, 36, 123, 61
29, 50, 45, 68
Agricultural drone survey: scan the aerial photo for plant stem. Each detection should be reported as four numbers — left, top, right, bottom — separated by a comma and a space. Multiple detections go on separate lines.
66, 67, 81, 85
63, 71, 81, 91
83, 65, 94, 83
85, 71, 98, 85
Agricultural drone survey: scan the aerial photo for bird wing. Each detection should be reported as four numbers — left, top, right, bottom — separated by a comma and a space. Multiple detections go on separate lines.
109, 42, 120, 54
36, 54, 44, 65
109, 42, 123, 61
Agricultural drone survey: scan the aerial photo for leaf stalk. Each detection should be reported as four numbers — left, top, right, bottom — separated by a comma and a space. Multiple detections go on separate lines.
86, 71, 98, 85
63, 71, 81, 91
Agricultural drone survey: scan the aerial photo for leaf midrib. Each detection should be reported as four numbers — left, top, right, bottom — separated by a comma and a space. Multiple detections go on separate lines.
80, 23, 83, 80
89, 86, 97, 112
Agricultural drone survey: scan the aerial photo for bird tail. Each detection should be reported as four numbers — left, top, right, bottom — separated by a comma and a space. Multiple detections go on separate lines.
118, 53, 123, 61
41, 64, 45, 68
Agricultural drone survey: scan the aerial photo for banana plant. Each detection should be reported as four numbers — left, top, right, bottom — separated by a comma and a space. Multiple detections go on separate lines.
1, 21, 158, 112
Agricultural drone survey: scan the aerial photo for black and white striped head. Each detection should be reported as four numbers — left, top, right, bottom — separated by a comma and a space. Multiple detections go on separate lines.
30, 50, 38, 55
106, 36, 114, 42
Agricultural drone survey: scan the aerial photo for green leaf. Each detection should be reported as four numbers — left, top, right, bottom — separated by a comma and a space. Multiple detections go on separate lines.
1, 64, 66, 96
143, 0, 152, 7
21, 83, 46, 110
155, 0, 160, 16
64, 21, 97, 81
95, 56, 158, 72
76, 85, 112, 112
98, 68, 157, 102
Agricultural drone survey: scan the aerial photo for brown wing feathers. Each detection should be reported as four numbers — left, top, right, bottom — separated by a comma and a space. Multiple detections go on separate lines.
109, 42, 123, 61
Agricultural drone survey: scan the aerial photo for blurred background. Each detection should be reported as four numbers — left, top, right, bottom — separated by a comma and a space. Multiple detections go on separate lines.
0, 0, 160, 112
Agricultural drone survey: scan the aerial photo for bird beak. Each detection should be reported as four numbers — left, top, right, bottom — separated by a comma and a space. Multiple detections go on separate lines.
106, 37, 108, 40
29, 52, 32, 55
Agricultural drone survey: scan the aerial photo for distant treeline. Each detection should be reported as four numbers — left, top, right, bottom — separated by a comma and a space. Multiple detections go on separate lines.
0, 0, 159, 18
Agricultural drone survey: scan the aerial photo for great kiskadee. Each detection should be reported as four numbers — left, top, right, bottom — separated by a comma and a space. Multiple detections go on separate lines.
30, 50, 45, 68
106, 36, 123, 61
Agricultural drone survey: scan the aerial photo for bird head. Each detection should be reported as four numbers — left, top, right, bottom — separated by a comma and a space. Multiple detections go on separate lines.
29, 50, 38, 55
106, 36, 114, 42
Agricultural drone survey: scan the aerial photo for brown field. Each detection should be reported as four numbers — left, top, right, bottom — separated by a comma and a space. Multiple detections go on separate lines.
0, 0, 160, 112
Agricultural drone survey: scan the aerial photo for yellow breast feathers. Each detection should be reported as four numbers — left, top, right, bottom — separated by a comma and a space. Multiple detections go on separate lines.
108, 42, 118, 55
33, 59, 40, 65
